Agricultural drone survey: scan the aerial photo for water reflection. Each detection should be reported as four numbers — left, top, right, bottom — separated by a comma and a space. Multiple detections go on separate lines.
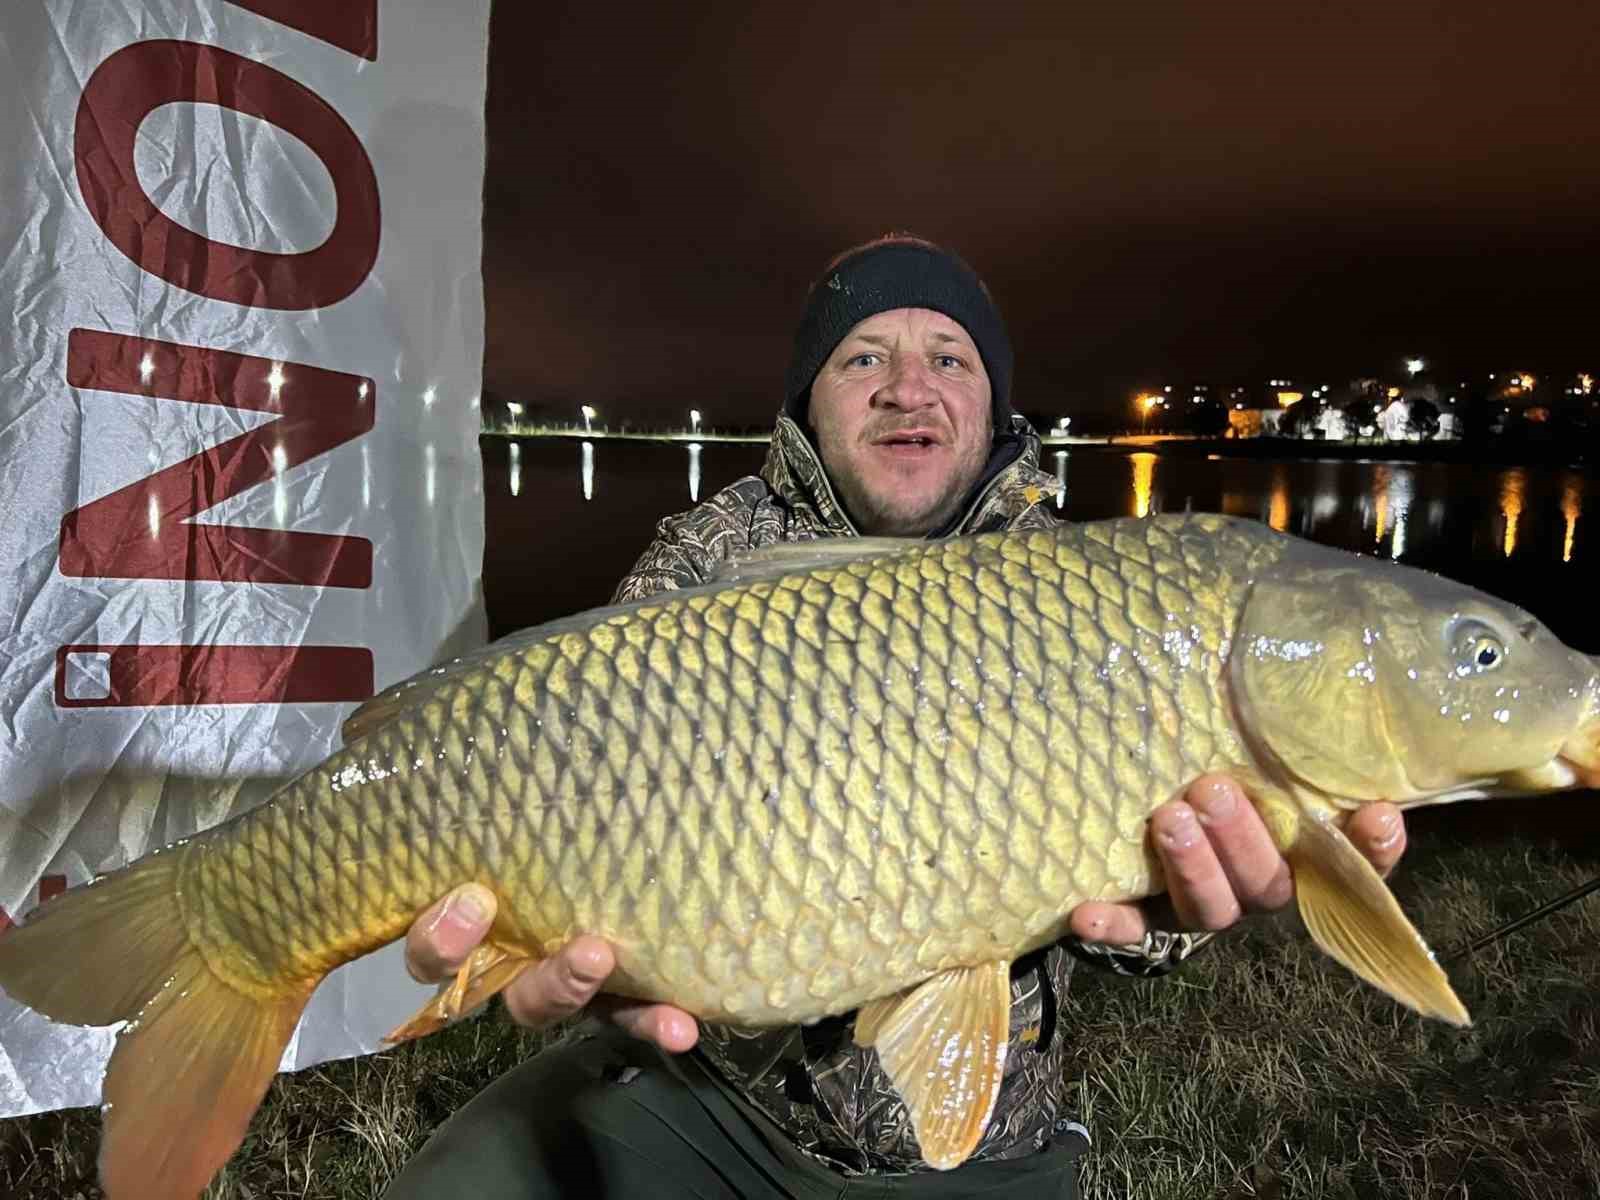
1561, 474, 1583, 563
1499, 468, 1526, 558
1130, 452, 1156, 518
500, 440, 1589, 574
1267, 465, 1290, 532
1370, 465, 1414, 560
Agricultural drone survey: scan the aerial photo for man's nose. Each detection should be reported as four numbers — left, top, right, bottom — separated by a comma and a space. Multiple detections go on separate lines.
872, 355, 938, 410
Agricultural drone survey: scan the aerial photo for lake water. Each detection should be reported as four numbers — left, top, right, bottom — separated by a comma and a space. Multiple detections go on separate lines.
482, 436, 1600, 857
483, 438, 1594, 648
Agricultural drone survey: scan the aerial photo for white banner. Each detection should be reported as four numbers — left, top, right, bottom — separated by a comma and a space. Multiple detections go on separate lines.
0, 0, 490, 1115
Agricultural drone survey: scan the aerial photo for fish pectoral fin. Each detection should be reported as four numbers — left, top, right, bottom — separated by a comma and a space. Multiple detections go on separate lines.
852, 960, 1012, 1171
1288, 809, 1470, 1027
852, 985, 915, 1047
384, 942, 537, 1044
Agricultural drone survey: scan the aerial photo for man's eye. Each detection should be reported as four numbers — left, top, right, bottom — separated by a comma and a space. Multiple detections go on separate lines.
934, 354, 964, 370
849, 353, 880, 368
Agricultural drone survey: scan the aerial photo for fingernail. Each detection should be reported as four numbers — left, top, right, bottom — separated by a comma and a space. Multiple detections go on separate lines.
1192, 781, 1237, 826
1157, 806, 1199, 850
435, 885, 490, 933
1372, 810, 1403, 851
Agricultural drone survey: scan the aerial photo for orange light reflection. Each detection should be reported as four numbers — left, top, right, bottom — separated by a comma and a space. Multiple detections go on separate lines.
1130, 452, 1157, 518
1499, 468, 1526, 558
1561, 474, 1583, 563
1267, 466, 1290, 532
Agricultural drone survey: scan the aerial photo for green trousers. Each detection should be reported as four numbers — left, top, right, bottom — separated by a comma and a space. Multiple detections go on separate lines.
383, 1022, 1086, 1199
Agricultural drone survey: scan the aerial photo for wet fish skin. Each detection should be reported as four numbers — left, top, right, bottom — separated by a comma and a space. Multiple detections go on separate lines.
3, 511, 1597, 1198
186, 515, 1268, 1026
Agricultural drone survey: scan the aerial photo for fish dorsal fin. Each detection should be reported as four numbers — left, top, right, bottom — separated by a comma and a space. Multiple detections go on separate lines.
707, 537, 922, 586
345, 538, 919, 745
852, 960, 1012, 1170
1269, 790, 1470, 1027
341, 586, 727, 744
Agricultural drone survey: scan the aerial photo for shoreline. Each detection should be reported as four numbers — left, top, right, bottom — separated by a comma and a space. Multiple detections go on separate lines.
1075, 435, 1594, 471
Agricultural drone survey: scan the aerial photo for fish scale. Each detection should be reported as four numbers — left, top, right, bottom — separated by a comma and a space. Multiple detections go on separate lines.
176, 514, 1261, 1024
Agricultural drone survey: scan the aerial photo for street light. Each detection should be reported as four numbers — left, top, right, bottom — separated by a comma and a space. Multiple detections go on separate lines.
1406, 358, 1425, 376
689, 408, 702, 433
580, 404, 597, 432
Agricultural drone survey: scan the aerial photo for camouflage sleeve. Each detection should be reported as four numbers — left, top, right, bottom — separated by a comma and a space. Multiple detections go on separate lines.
1063, 929, 1217, 977
611, 477, 773, 604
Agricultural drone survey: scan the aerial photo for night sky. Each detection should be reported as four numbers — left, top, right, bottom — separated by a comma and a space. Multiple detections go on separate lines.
480, 2, 1600, 427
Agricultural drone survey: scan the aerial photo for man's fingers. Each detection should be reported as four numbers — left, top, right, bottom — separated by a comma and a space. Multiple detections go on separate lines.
1346, 802, 1407, 878
591, 997, 700, 1053
1150, 801, 1243, 931
404, 884, 497, 984
1184, 775, 1294, 913
1069, 900, 1150, 946
500, 935, 615, 1028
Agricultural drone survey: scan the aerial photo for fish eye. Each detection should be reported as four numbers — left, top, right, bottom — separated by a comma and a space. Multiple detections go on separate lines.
1450, 619, 1506, 674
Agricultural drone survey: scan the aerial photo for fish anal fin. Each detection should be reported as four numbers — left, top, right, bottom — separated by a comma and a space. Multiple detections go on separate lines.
100, 946, 313, 1200
852, 961, 1012, 1171
1289, 809, 1470, 1027
384, 941, 537, 1044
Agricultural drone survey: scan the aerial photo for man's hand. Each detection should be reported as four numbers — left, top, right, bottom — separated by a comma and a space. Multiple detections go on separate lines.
1069, 773, 1408, 945
404, 885, 699, 1053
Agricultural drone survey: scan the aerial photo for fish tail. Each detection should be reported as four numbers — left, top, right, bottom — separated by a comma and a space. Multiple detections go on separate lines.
0, 854, 313, 1200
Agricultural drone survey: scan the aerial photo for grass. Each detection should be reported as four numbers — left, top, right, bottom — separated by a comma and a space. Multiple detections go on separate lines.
3, 815, 1596, 1200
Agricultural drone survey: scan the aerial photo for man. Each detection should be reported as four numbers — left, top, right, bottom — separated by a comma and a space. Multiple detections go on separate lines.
385, 236, 1407, 1197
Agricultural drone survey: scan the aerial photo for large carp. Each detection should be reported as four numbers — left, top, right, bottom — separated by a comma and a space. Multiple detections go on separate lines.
2, 513, 1598, 1198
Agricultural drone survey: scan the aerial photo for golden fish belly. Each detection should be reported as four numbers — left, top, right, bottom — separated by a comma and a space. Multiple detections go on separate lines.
185, 516, 1267, 1024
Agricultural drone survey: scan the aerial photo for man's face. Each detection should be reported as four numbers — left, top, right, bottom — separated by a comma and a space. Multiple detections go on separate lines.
807, 307, 993, 536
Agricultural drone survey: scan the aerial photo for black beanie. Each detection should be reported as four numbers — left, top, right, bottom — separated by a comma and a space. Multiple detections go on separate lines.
783, 238, 1015, 430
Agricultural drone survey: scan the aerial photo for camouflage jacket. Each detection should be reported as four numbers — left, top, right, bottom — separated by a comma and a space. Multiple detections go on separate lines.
612, 412, 1210, 1175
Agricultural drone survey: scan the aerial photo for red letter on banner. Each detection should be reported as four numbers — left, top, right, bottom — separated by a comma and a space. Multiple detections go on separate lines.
224, 0, 379, 61
60, 329, 374, 588
75, 40, 380, 310
55, 644, 373, 709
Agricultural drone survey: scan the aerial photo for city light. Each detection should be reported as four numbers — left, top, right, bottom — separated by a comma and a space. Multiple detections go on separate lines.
689, 408, 701, 432
1276, 391, 1303, 407
581, 404, 597, 433
1405, 358, 1425, 376
507, 401, 523, 417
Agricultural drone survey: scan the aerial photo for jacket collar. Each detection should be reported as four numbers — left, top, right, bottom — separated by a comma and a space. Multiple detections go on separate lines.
759, 411, 1055, 538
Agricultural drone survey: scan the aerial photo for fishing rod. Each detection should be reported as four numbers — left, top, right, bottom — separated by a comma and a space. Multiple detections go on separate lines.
1439, 872, 1600, 965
